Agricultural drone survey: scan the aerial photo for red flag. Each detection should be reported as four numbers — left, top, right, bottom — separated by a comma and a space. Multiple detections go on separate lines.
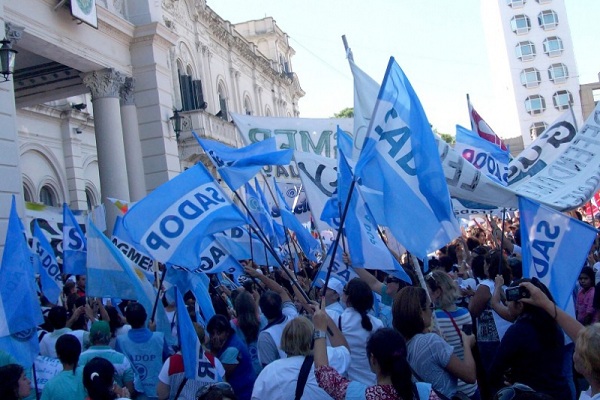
467, 96, 508, 151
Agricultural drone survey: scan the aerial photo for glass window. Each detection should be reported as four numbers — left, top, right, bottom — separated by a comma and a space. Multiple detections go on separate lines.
593, 88, 600, 105
552, 90, 573, 110
520, 68, 541, 88
515, 41, 536, 61
525, 95, 546, 115
538, 10, 559, 30
536, 0, 551, 3
511, 15, 531, 34
23, 185, 32, 203
530, 122, 548, 139
244, 96, 252, 116
543, 36, 563, 57
548, 63, 568, 83
507, 0, 526, 8
40, 186, 57, 207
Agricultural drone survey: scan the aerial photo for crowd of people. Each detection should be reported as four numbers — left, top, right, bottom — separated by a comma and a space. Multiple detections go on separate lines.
1, 212, 600, 400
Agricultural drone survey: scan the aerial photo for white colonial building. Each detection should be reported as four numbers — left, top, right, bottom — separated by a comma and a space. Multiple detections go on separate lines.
0, 0, 304, 259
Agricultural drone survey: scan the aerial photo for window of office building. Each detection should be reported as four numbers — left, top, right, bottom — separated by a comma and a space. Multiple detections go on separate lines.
40, 185, 57, 207
538, 10, 559, 30
530, 122, 548, 139
543, 36, 563, 57
552, 90, 573, 110
515, 41, 536, 61
525, 95, 546, 115
507, 0, 526, 8
511, 15, 531, 34
548, 63, 569, 83
520, 68, 541, 88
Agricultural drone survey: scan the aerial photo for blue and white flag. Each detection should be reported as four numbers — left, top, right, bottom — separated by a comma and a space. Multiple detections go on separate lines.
32, 220, 62, 304
175, 287, 201, 379
62, 203, 87, 275
330, 149, 410, 282
215, 227, 279, 266
354, 57, 460, 259
245, 179, 278, 246
177, 235, 245, 280
86, 220, 173, 343
274, 180, 320, 262
167, 267, 215, 326
112, 216, 155, 282
519, 196, 598, 311
195, 134, 293, 191
122, 162, 247, 268
0, 196, 43, 367
455, 125, 510, 186
314, 242, 358, 288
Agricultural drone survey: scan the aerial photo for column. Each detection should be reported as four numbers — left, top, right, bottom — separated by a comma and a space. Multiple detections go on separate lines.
0, 20, 25, 262
82, 68, 129, 234
120, 77, 147, 201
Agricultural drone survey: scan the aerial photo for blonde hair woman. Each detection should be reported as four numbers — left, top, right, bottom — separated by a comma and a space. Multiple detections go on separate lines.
426, 270, 479, 399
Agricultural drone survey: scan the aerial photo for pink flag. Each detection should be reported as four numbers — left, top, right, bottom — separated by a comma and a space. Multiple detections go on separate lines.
467, 96, 507, 151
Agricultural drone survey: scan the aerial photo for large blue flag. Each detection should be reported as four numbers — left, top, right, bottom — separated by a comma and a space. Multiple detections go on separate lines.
32, 220, 62, 304
174, 287, 201, 379
122, 162, 246, 268
519, 196, 598, 311
176, 234, 245, 280
195, 134, 293, 191
455, 125, 510, 186
354, 57, 460, 258
112, 216, 155, 282
274, 180, 320, 262
215, 227, 279, 266
167, 267, 215, 326
314, 242, 358, 288
86, 220, 173, 344
0, 196, 43, 367
62, 203, 87, 275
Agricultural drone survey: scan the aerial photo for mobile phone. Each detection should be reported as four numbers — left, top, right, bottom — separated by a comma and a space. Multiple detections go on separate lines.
505, 286, 530, 301
461, 324, 473, 336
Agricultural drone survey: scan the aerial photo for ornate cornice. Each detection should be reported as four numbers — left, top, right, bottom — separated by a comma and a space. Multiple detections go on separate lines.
5, 22, 25, 44
82, 68, 126, 100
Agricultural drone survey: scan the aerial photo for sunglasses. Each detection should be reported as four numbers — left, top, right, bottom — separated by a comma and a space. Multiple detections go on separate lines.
197, 382, 235, 398
494, 383, 536, 400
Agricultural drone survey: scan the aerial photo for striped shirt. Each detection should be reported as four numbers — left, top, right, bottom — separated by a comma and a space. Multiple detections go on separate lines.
435, 307, 478, 396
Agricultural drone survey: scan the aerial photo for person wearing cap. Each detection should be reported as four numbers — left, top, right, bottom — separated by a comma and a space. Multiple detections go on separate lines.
78, 321, 135, 395
321, 278, 345, 320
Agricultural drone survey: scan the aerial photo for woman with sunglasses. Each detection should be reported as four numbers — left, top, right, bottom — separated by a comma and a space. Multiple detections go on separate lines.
393, 286, 476, 400
426, 270, 480, 400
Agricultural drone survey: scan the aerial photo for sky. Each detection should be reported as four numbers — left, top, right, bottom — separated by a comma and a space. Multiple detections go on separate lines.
209, 1, 600, 138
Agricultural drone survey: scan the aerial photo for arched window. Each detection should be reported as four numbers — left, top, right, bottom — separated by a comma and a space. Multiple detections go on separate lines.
217, 82, 229, 121
86, 188, 96, 211
40, 185, 57, 207
23, 185, 33, 203
244, 95, 253, 116
265, 106, 272, 117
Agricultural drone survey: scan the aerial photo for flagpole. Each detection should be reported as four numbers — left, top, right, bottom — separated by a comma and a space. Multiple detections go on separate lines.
409, 253, 441, 334
321, 180, 356, 297
341, 35, 353, 62
150, 266, 167, 323
249, 223, 254, 264
32, 363, 40, 400
232, 191, 311, 303
498, 208, 507, 274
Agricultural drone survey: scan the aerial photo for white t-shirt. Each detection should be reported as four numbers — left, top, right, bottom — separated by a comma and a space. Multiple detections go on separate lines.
579, 387, 600, 400
479, 280, 512, 340
252, 346, 350, 400
339, 307, 384, 386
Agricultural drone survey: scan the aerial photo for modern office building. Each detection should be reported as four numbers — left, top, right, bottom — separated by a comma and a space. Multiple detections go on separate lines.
0, 0, 303, 259
482, 0, 583, 147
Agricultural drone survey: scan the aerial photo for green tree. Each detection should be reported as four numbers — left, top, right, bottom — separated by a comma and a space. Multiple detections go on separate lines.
333, 107, 354, 118
434, 128, 455, 145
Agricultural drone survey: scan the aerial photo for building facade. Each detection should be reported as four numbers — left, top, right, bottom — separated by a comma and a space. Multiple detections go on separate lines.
0, 0, 303, 260
482, 0, 583, 147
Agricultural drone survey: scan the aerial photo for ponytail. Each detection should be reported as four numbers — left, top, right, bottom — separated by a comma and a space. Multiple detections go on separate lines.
390, 354, 418, 400
359, 310, 373, 332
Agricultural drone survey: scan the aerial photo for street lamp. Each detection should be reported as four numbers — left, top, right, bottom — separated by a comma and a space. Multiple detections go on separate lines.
169, 109, 183, 141
0, 39, 17, 82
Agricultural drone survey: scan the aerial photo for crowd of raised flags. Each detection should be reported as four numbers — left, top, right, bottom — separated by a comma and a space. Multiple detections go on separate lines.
1, 51, 600, 400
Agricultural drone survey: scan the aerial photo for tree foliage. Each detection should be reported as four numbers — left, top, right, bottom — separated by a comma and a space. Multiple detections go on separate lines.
333, 107, 354, 118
